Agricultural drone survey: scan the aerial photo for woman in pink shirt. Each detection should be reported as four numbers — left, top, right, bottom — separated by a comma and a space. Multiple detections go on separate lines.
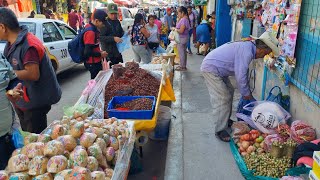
174, 6, 190, 71
154, 17, 162, 34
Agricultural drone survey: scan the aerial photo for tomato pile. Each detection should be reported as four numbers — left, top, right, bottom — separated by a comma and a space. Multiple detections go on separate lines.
236, 130, 267, 156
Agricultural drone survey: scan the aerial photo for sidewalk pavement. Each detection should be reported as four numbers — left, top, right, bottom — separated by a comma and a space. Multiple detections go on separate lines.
165, 52, 245, 180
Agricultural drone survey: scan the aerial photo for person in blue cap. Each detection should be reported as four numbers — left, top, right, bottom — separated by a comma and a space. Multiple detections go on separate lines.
195, 19, 213, 56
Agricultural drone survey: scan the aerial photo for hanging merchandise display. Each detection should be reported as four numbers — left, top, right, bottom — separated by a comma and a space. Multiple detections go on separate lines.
262, 0, 302, 60
229, 0, 262, 41
260, 0, 302, 84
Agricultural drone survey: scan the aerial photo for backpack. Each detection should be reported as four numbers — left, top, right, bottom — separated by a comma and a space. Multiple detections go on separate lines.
68, 26, 97, 63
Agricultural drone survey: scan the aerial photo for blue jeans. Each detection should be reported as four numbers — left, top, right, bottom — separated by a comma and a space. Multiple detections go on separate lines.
187, 29, 193, 52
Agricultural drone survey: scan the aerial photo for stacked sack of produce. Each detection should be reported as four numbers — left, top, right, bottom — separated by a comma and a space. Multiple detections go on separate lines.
1, 116, 132, 180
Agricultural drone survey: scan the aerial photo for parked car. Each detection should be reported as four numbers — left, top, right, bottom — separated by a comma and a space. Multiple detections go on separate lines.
95, 6, 134, 31
0, 18, 78, 74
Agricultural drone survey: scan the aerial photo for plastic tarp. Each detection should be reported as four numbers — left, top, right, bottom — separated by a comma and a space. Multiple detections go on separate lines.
229, 139, 311, 180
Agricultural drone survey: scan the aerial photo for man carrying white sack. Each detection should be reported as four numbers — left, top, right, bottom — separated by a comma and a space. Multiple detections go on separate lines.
200, 32, 279, 142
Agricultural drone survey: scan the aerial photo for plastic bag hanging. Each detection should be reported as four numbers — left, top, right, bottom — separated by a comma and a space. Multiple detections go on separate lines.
116, 33, 131, 53
12, 128, 24, 148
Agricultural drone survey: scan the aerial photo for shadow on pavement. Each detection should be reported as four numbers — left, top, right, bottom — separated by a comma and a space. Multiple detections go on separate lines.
128, 139, 168, 180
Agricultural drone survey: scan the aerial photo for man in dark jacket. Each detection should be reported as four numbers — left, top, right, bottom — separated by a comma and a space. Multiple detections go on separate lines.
100, 3, 124, 67
0, 8, 62, 134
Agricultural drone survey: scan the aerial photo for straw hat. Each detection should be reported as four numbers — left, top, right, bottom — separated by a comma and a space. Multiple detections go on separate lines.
250, 32, 279, 56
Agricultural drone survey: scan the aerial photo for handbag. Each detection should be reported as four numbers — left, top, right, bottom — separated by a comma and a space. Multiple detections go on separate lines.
147, 42, 159, 50
237, 69, 256, 117
266, 86, 290, 111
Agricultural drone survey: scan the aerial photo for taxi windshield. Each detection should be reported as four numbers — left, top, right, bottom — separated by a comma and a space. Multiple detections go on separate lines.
19, 22, 36, 35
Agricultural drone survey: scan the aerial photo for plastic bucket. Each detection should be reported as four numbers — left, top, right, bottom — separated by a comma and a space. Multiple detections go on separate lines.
149, 105, 171, 140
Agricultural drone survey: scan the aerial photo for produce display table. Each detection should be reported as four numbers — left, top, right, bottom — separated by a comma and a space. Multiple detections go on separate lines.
76, 66, 175, 132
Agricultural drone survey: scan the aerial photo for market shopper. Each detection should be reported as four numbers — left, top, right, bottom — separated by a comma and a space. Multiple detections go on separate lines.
68, 9, 79, 31
131, 13, 151, 64
209, 12, 216, 49
0, 8, 62, 134
83, 9, 108, 79
196, 20, 212, 56
192, 5, 199, 43
78, 10, 84, 31
45, 9, 55, 19
172, 7, 178, 27
154, 16, 162, 33
56, 12, 64, 21
27, 10, 35, 18
164, 7, 173, 34
146, 15, 166, 55
187, 6, 196, 54
173, 6, 191, 71
200, 32, 279, 142
0, 56, 23, 170
100, 3, 124, 67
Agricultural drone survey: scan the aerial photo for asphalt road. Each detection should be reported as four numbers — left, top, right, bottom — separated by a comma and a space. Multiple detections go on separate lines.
46, 48, 167, 180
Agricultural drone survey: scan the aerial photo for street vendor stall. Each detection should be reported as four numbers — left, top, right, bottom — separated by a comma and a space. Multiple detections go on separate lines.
234, 99, 318, 179
75, 61, 175, 132
0, 60, 178, 179
1, 110, 135, 179
72, 60, 175, 160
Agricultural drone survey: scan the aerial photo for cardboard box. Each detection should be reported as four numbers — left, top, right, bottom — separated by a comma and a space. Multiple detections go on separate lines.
310, 170, 320, 180
313, 151, 320, 178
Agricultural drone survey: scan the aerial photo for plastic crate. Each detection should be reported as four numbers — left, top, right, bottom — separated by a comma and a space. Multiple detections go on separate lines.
107, 96, 156, 119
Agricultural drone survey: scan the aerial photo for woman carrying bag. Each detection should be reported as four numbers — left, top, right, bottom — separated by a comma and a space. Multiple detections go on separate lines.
131, 13, 152, 64
146, 15, 166, 55
172, 6, 191, 71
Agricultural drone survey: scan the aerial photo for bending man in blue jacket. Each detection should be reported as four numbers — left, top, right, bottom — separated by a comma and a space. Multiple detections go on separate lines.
200, 32, 279, 142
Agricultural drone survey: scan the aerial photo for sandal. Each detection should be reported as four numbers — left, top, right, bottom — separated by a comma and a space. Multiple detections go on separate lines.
175, 66, 187, 71
228, 119, 234, 127
215, 130, 231, 142
196, 52, 202, 55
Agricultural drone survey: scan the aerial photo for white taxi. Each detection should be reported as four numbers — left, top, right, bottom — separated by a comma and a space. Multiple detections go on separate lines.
0, 18, 78, 74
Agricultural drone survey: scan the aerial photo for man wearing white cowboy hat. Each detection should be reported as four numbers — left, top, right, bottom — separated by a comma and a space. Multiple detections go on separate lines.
200, 31, 279, 142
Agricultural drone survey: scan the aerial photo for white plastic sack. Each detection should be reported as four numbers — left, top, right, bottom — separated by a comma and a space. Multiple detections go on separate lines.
239, 101, 291, 134
166, 41, 175, 53
168, 30, 180, 44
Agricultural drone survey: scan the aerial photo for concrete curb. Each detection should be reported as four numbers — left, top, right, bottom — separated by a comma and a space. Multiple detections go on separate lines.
164, 71, 183, 180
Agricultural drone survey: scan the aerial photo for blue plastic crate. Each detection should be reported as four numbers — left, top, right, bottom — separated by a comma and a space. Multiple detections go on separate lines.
107, 96, 156, 119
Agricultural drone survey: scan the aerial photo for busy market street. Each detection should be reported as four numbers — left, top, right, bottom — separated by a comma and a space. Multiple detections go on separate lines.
47, 49, 168, 180
0, 0, 320, 179
47, 47, 244, 179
